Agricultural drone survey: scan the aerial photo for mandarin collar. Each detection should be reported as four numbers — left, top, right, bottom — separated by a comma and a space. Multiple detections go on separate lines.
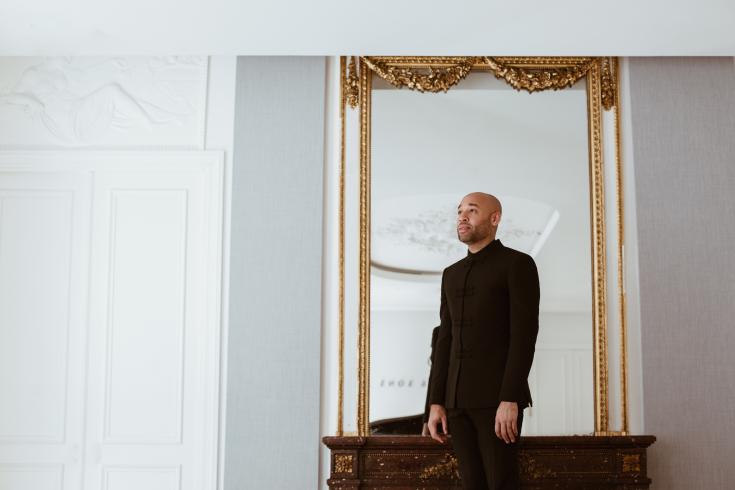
466, 238, 502, 263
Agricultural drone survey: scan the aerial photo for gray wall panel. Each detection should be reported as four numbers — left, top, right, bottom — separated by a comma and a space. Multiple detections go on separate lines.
629, 57, 735, 489
224, 56, 326, 490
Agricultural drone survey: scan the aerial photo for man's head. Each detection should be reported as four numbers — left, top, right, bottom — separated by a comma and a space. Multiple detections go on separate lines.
456, 192, 502, 245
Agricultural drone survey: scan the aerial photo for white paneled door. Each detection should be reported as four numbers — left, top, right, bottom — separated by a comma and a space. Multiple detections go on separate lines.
0, 152, 223, 490
0, 170, 91, 490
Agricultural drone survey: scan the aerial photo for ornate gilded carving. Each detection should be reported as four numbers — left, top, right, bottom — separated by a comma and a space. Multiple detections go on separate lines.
334, 453, 355, 474
337, 57, 347, 437
519, 453, 557, 479
359, 56, 478, 66
613, 56, 629, 435
587, 61, 610, 434
357, 64, 372, 435
419, 454, 460, 480
347, 57, 622, 103
488, 57, 596, 66
483, 57, 595, 93
360, 56, 475, 93
601, 57, 617, 110
622, 453, 641, 473
344, 56, 360, 109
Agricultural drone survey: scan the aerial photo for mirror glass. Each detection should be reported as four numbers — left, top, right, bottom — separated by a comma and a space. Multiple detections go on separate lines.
369, 71, 595, 435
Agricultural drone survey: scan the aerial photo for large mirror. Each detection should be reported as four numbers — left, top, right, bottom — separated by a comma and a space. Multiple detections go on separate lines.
341, 57, 622, 437
369, 71, 594, 436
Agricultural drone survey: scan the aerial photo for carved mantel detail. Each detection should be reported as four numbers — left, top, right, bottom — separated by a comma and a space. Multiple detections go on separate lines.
324, 435, 656, 489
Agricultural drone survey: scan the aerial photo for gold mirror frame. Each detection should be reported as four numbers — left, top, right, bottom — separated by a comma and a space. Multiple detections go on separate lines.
338, 56, 626, 437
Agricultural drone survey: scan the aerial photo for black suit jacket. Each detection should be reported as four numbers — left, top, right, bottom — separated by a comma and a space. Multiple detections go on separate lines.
428, 238, 540, 409
422, 326, 440, 424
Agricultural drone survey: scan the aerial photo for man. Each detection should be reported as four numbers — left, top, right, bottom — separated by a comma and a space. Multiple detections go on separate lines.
427, 192, 540, 490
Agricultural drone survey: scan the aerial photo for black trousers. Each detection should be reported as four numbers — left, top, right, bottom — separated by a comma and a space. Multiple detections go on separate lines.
448, 407, 524, 490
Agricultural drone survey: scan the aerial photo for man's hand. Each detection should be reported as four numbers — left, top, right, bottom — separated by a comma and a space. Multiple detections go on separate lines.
495, 401, 519, 444
421, 422, 429, 437
427, 404, 449, 443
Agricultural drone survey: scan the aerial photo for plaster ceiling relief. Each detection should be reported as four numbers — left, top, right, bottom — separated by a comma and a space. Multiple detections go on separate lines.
372, 194, 559, 274
0, 56, 207, 146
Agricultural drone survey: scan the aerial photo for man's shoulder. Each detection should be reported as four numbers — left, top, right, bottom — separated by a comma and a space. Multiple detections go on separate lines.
442, 256, 467, 276
501, 245, 535, 263
501, 247, 539, 279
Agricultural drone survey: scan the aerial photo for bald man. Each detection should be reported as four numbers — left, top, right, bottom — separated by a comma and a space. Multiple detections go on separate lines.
427, 192, 540, 490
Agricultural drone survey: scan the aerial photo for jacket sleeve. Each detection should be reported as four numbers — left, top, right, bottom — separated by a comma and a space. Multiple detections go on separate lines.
428, 270, 452, 406
422, 326, 440, 423
499, 253, 540, 403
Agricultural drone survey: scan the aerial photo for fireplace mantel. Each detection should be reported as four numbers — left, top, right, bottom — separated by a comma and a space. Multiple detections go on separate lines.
323, 435, 656, 489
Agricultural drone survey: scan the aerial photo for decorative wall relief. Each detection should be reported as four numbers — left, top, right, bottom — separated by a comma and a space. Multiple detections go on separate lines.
0, 57, 208, 147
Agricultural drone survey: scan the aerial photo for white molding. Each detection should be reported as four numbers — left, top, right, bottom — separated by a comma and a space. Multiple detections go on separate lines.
202, 148, 225, 490
0, 464, 65, 490
0, 150, 222, 171
618, 58, 645, 435
101, 465, 182, 490
319, 56, 341, 490
199, 55, 236, 490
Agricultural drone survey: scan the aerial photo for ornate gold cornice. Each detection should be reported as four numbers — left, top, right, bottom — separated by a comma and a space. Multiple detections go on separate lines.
361, 56, 475, 93
483, 56, 595, 93
345, 57, 612, 101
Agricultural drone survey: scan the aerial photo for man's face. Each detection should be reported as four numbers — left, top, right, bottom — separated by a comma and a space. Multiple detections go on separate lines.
456, 196, 496, 244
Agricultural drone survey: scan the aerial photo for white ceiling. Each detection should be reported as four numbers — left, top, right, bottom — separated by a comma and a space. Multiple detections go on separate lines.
1, 0, 734, 55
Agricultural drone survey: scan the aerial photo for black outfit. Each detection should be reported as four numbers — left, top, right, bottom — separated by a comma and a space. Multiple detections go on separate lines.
428, 238, 540, 490
422, 326, 441, 425
448, 407, 524, 489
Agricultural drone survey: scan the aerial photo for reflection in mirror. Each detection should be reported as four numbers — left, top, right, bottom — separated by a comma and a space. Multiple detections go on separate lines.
369, 71, 594, 435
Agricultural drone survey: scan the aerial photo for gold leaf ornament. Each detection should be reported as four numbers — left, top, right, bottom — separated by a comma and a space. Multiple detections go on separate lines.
360, 56, 476, 93
344, 56, 360, 109
483, 57, 595, 93
600, 57, 617, 110
419, 454, 460, 480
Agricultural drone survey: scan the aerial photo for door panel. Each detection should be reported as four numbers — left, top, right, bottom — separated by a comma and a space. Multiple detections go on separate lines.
84, 160, 221, 490
0, 171, 91, 490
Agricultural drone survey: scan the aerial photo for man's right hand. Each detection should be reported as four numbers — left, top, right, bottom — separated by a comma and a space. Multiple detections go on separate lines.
427, 404, 449, 443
